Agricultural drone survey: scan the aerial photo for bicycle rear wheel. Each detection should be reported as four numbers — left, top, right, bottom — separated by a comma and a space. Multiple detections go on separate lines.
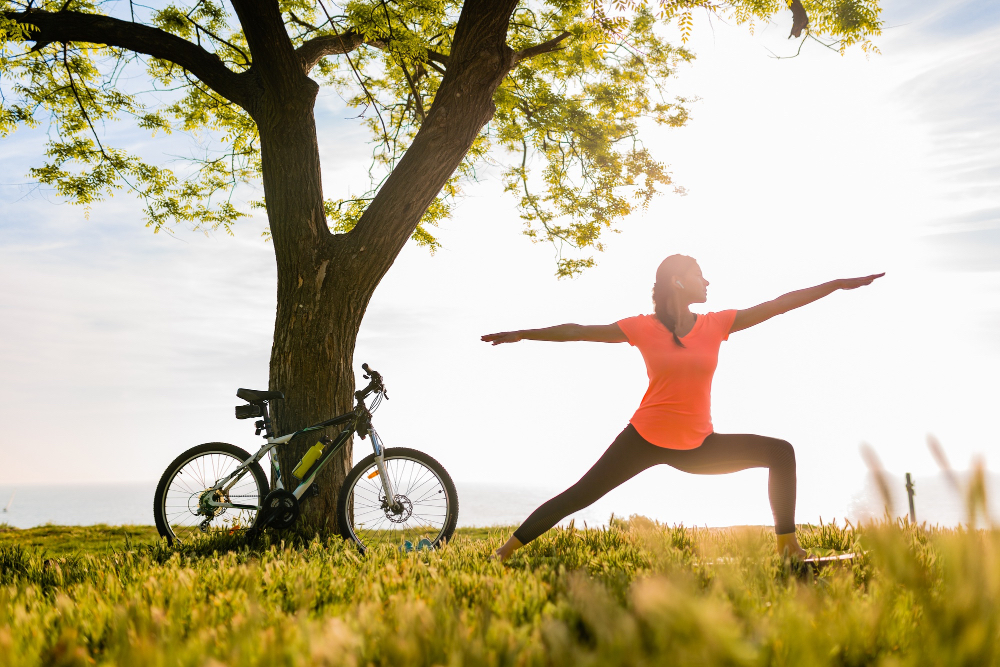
337, 447, 458, 554
154, 442, 268, 546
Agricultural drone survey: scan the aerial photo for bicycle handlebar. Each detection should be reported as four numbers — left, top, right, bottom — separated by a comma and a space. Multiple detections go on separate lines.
356, 363, 386, 401
361, 363, 381, 384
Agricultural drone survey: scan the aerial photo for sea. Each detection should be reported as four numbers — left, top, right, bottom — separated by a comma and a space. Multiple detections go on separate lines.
0, 481, 582, 530
1, 474, 999, 531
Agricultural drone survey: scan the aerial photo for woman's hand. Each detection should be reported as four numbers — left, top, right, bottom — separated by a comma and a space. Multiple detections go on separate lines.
731, 272, 886, 334
481, 331, 524, 345
837, 273, 885, 290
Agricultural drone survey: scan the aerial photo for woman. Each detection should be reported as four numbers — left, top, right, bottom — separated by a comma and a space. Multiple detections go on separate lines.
482, 255, 883, 562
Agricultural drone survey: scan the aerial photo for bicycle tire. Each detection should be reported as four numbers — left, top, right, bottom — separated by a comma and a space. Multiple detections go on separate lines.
337, 447, 458, 554
154, 442, 268, 546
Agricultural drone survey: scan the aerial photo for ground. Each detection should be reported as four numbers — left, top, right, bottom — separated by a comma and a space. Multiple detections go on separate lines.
0, 519, 996, 665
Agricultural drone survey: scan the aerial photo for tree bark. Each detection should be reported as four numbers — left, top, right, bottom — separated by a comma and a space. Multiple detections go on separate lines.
259, 106, 363, 529
248, 53, 358, 531
217, 0, 351, 530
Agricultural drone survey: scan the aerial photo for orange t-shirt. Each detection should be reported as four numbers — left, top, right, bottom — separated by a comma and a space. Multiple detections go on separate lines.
616, 310, 738, 449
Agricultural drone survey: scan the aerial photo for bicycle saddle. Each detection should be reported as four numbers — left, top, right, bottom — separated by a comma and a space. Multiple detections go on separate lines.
236, 388, 285, 402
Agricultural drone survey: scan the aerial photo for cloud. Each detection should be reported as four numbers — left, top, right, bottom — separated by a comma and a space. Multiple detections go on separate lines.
882, 0, 1000, 42
892, 17, 1000, 195
924, 224, 1000, 271
884, 2, 1000, 277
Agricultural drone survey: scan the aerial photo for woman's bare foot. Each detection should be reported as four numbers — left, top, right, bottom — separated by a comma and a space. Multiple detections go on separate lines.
776, 532, 808, 560
493, 535, 524, 563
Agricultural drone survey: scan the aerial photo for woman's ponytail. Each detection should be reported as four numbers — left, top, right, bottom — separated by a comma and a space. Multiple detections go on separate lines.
652, 254, 695, 348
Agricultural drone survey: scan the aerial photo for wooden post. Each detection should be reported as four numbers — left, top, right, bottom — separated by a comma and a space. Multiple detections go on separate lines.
905, 472, 916, 523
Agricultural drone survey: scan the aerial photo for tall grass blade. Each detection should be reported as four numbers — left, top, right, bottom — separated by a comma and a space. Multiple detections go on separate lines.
860, 442, 895, 518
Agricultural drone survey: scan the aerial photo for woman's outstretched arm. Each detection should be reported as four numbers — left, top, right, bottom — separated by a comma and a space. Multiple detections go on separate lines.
731, 273, 885, 334
481, 323, 627, 345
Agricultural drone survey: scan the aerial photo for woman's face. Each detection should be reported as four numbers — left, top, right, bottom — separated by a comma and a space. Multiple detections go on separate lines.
675, 262, 710, 303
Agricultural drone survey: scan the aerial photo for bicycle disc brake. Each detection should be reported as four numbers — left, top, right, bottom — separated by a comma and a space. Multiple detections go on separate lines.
260, 489, 299, 530
381, 494, 413, 523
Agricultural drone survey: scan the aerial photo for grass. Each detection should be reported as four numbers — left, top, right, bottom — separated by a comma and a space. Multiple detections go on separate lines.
0, 524, 162, 557
0, 524, 498, 556
0, 518, 997, 665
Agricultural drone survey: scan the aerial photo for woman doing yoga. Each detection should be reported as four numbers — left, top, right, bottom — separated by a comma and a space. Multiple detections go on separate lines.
482, 255, 883, 562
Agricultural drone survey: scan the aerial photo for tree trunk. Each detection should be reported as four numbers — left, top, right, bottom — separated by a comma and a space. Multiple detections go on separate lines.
253, 81, 364, 531
255, 0, 520, 533
268, 245, 363, 531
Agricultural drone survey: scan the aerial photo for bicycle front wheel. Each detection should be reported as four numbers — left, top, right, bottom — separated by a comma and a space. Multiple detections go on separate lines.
337, 447, 458, 554
153, 442, 268, 546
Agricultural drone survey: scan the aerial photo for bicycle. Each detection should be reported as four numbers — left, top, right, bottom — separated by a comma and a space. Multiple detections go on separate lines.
153, 364, 459, 553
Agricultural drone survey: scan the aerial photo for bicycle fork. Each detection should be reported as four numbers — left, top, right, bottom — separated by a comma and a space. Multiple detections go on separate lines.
370, 430, 400, 511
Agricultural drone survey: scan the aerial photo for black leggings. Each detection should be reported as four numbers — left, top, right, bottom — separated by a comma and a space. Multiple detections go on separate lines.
512, 424, 797, 545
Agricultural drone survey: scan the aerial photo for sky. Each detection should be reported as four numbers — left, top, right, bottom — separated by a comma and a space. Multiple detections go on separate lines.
1, 0, 999, 528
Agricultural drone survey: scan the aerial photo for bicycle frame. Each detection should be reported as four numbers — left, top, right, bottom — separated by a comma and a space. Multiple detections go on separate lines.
202, 400, 397, 513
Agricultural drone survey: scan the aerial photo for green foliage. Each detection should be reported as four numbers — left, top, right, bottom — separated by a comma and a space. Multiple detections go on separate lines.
0, 518, 996, 665
311, 2, 693, 274
496, 4, 691, 277
628, 0, 882, 54
0, 0, 250, 233
0, 0, 882, 272
798, 0, 882, 54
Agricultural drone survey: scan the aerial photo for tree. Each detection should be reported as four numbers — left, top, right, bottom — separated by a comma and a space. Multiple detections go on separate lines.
0, 0, 881, 529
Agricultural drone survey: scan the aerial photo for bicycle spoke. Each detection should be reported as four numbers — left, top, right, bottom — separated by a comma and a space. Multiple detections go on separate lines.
160, 448, 264, 543
344, 454, 452, 552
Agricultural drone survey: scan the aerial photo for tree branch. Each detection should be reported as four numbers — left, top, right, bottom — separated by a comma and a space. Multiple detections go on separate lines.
228, 0, 302, 97
62, 45, 109, 162
184, 14, 251, 66
789, 0, 809, 38
345, 0, 518, 290
426, 48, 449, 69
7, 9, 247, 106
398, 59, 425, 122
287, 10, 320, 34
295, 30, 382, 72
294, 31, 451, 75
512, 30, 571, 66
